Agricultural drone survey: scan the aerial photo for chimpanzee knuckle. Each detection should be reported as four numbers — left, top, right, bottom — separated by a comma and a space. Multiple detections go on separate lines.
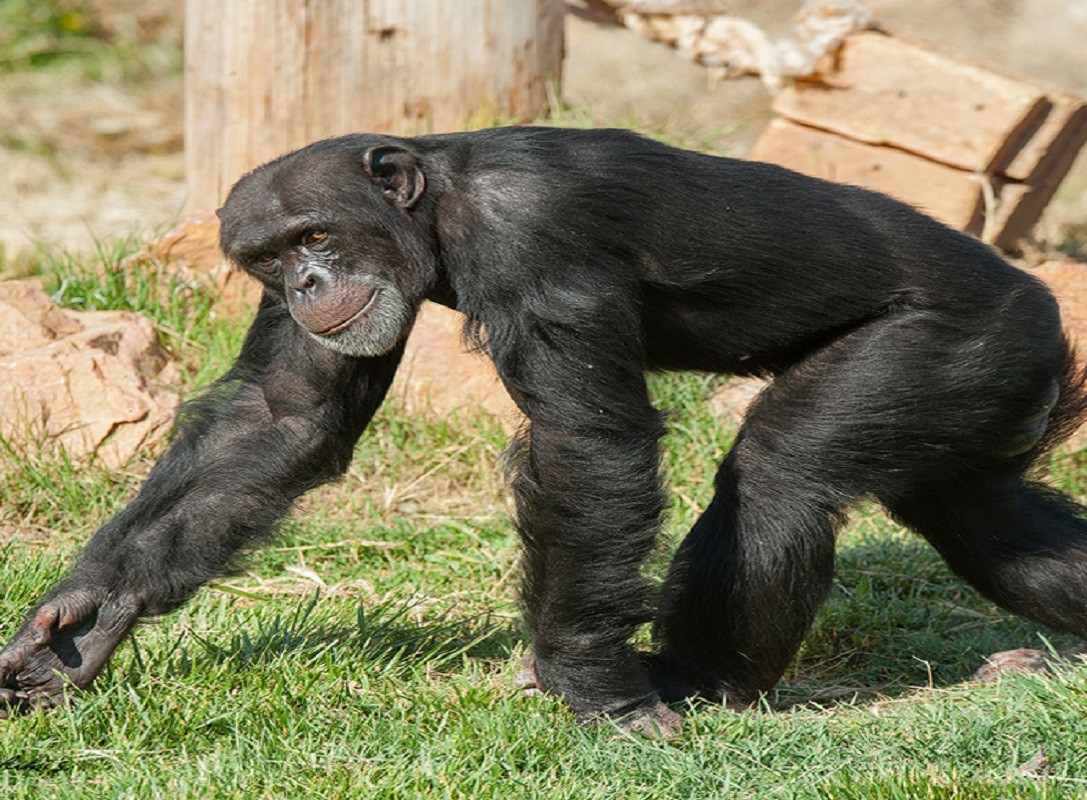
515, 671, 546, 697
28, 609, 59, 645
98, 598, 141, 636
0, 651, 22, 685
0, 690, 20, 719
25, 690, 63, 713
51, 589, 101, 629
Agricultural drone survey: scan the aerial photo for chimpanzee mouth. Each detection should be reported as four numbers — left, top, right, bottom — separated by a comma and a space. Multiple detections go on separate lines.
315, 289, 381, 336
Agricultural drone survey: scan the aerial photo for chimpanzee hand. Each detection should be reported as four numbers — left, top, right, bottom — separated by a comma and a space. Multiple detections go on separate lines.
0, 588, 139, 717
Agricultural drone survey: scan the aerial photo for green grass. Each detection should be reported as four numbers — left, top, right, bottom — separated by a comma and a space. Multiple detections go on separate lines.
0, 0, 181, 80
3, 242, 1087, 798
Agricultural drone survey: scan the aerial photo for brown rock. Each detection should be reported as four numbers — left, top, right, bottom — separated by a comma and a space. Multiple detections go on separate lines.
1030, 261, 1087, 447
1031, 260, 1087, 337
393, 302, 519, 424
0, 280, 179, 469
708, 375, 766, 425
0, 280, 82, 354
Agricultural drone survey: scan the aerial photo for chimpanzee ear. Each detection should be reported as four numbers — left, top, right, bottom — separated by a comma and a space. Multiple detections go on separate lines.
362, 145, 425, 209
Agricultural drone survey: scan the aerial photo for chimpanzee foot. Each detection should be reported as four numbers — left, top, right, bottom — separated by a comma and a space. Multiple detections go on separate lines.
610, 699, 683, 738
975, 643, 1087, 682
514, 650, 683, 737
642, 652, 754, 711
0, 589, 140, 717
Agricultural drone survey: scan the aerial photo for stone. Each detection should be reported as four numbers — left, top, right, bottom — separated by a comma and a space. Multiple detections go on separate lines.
0, 280, 178, 469
393, 301, 519, 424
137, 211, 261, 316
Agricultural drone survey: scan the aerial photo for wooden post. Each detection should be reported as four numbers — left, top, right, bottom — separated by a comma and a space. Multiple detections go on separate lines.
184, 0, 565, 214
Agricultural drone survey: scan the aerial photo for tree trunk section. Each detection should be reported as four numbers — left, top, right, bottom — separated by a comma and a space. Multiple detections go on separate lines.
184, 0, 565, 213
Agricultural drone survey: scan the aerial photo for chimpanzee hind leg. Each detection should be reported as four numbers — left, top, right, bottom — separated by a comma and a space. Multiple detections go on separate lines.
883, 476, 1087, 677
651, 298, 1081, 706
648, 322, 898, 706
879, 316, 1087, 678
649, 422, 843, 708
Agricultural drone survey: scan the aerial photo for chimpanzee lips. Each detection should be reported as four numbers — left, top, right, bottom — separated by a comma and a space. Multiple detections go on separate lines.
313, 288, 381, 336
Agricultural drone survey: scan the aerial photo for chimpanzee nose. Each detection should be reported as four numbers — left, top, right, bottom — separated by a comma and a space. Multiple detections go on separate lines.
285, 264, 328, 300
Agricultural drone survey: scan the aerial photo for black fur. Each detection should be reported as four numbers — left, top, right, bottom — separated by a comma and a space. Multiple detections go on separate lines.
2, 127, 1086, 731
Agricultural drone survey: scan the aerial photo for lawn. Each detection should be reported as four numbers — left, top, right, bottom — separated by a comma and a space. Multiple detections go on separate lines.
2, 247, 1087, 799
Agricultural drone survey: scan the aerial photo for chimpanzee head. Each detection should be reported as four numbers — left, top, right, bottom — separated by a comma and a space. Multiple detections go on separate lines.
217, 136, 439, 357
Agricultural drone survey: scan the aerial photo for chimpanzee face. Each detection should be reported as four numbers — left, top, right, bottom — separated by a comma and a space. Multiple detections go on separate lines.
217, 140, 435, 357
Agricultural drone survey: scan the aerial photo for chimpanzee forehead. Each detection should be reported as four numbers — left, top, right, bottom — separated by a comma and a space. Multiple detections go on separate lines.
217, 169, 285, 245
271, 146, 392, 214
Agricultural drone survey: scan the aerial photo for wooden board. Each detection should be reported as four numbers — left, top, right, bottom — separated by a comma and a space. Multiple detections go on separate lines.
1001, 91, 1087, 182
772, 31, 1049, 174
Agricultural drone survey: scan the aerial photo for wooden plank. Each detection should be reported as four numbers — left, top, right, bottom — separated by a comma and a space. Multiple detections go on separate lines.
772, 31, 1049, 173
991, 93, 1087, 248
987, 181, 1030, 250
1001, 92, 1087, 182
748, 119, 984, 232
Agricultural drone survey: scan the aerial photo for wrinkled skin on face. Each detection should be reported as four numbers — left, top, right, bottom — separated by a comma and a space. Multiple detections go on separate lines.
217, 141, 439, 357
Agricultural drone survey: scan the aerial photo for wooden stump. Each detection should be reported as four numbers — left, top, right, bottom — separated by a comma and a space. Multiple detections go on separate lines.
184, 0, 565, 214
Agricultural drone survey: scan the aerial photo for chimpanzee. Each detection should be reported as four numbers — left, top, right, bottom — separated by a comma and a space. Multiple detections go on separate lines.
2, 126, 1087, 736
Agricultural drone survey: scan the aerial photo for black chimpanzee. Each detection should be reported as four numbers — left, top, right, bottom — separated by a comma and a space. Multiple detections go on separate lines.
2, 126, 1087, 736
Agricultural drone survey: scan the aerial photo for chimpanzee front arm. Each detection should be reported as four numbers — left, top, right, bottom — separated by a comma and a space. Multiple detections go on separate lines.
0, 292, 403, 715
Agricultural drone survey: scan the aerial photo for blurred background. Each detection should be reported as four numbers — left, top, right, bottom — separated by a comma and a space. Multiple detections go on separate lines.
2, 0, 1087, 271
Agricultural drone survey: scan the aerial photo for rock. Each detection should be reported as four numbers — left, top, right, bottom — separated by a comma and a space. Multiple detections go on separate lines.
708, 375, 767, 424
1029, 260, 1087, 450
0, 280, 178, 469
1032, 260, 1087, 335
393, 301, 519, 424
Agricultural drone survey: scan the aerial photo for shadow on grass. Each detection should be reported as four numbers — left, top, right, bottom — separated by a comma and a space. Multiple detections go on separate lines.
126, 523, 1082, 716
145, 594, 521, 683
0, 756, 71, 777
775, 530, 1078, 711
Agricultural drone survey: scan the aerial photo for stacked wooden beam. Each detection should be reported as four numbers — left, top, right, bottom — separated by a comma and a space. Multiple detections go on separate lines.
749, 31, 1087, 250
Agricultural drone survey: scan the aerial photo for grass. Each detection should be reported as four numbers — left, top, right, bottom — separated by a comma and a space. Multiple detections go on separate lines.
2, 243, 1087, 798
0, 0, 181, 81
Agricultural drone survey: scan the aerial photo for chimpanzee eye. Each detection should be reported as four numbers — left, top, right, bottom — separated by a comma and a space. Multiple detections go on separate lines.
302, 230, 328, 247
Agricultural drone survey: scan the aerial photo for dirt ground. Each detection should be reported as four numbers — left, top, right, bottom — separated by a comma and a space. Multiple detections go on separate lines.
2, 0, 1087, 268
